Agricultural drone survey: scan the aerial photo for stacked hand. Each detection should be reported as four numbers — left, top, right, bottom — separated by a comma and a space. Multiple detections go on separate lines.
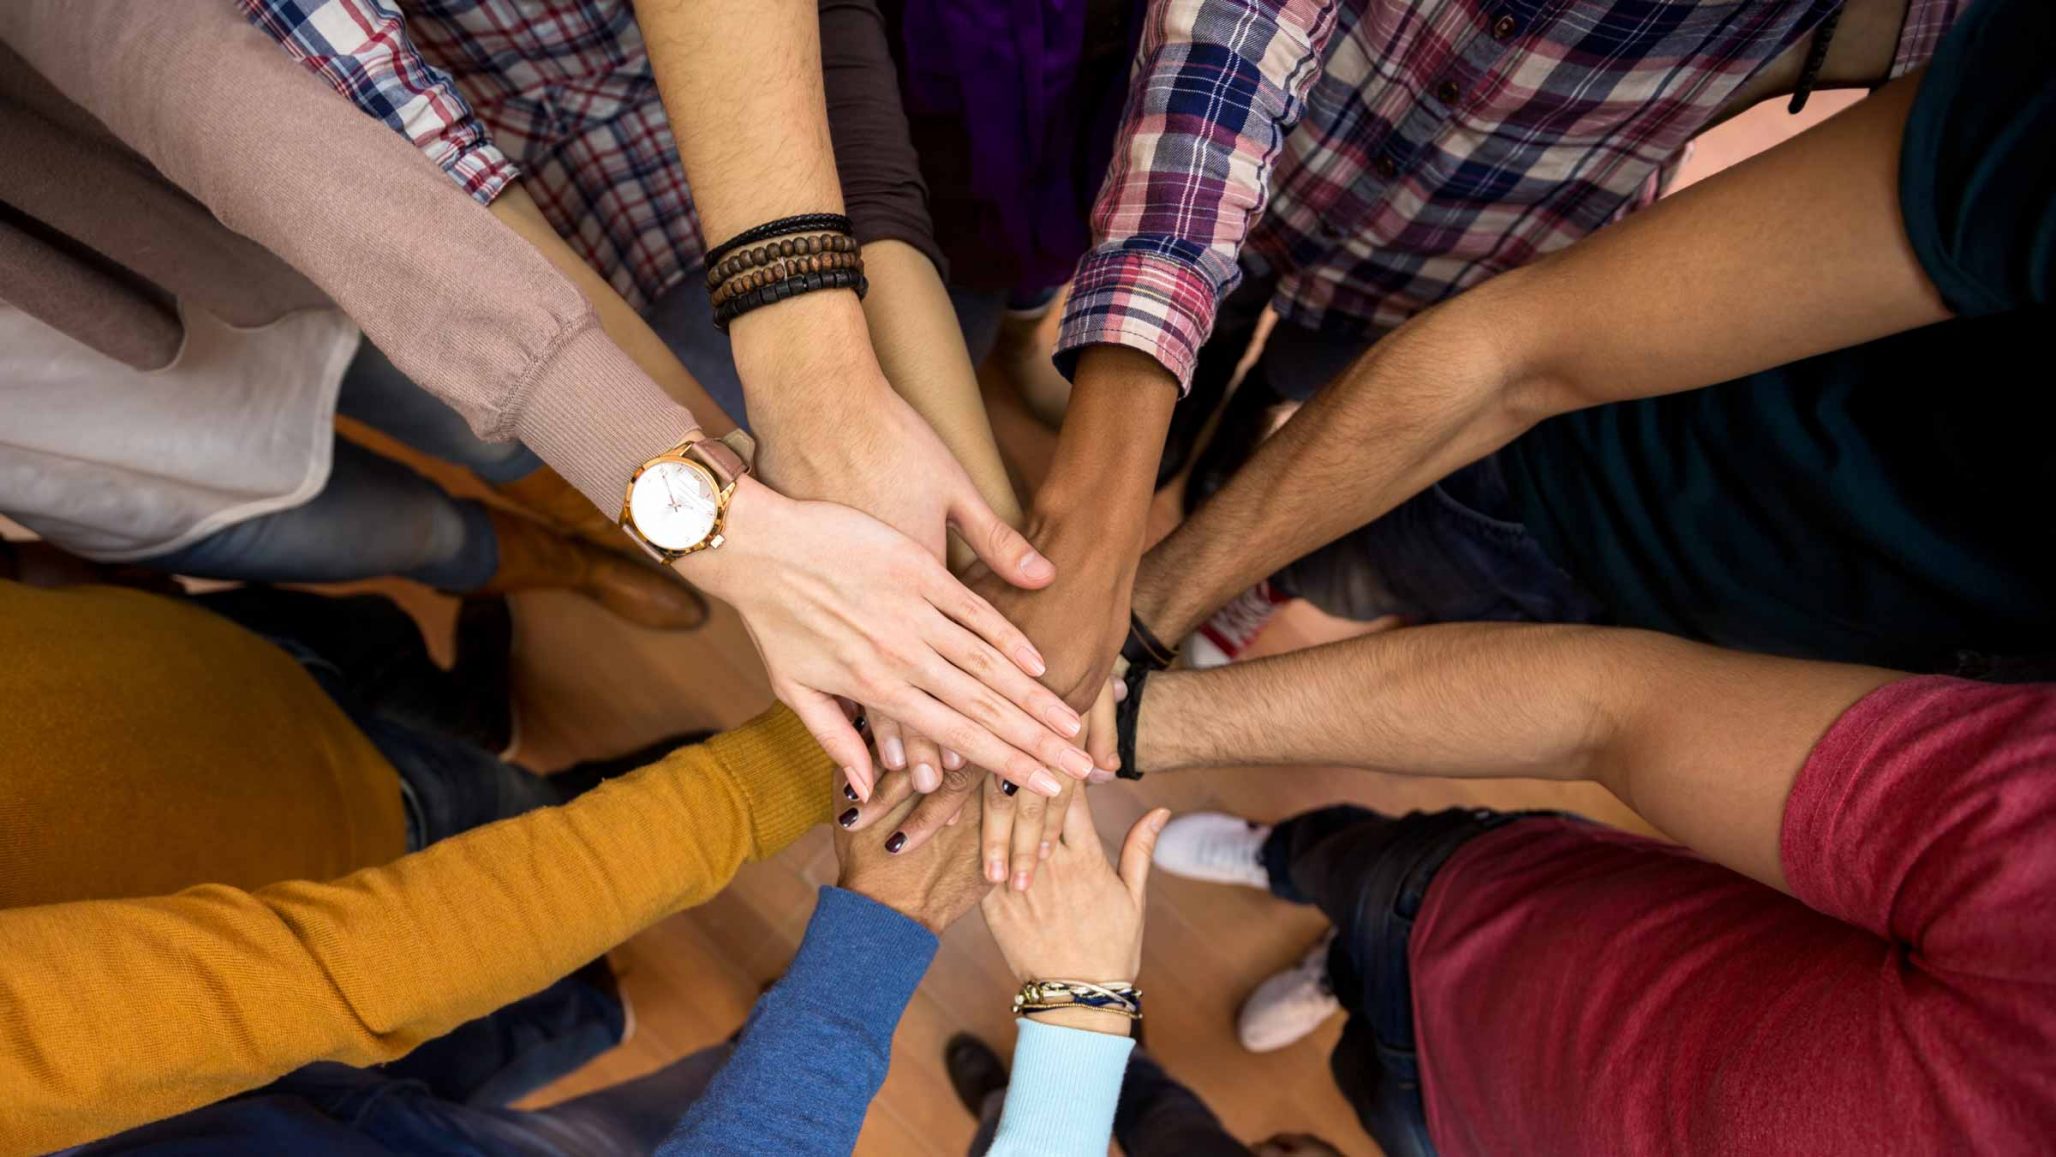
983, 790, 1168, 1036
833, 773, 992, 935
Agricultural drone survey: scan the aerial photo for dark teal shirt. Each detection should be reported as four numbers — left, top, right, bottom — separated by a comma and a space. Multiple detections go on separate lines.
1501, 0, 2056, 671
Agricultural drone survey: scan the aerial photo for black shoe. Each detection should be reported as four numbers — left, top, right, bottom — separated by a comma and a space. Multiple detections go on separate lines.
1183, 370, 1286, 515
944, 1033, 1009, 1116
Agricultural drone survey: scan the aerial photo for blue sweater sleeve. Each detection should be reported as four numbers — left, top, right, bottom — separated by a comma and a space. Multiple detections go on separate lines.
985, 1019, 1136, 1156
656, 886, 937, 1156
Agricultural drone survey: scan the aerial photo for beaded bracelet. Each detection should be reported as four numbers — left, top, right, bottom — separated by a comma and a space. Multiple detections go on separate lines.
705, 232, 861, 292
709, 248, 864, 309
1013, 979, 1143, 1020
704, 212, 853, 268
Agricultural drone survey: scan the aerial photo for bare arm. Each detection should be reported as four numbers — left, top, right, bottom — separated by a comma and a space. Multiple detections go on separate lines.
1135, 623, 1897, 890
1133, 74, 1947, 641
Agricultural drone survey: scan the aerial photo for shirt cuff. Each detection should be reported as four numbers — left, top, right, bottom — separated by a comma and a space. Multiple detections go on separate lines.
704, 704, 837, 860
988, 1019, 1136, 1155
436, 142, 520, 205
783, 887, 939, 1028
1055, 248, 1221, 392
509, 314, 702, 514
1892, 0, 1966, 78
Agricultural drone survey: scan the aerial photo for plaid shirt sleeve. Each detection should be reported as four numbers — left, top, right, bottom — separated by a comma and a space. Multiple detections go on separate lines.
238, 0, 517, 204
1055, 0, 1342, 390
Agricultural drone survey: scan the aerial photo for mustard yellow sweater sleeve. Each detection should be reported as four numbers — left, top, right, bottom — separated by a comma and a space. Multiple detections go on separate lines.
0, 705, 831, 1156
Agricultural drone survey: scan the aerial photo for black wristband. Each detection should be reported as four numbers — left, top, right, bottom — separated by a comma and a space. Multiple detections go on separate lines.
1121, 612, 1178, 674
1115, 664, 1149, 780
1786, 6, 1841, 114
705, 212, 854, 268
712, 268, 868, 331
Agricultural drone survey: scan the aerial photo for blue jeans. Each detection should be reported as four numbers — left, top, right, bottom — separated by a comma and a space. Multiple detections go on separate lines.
142, 342, 542, 591
1260, 807, 1549, 1157
1274, 455, 1603, 627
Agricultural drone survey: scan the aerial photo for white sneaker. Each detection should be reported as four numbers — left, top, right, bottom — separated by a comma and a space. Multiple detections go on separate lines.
1153, 813, 1273, 889
1186, 580, 1291, 669
1238, 931, 1342, 1052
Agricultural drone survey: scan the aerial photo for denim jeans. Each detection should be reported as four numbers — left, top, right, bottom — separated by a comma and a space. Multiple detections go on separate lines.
968, 1049, 1252, 1157
141, 341, 539, 590
1273, 454, 1604, 627
1260, 806, 1545, 1157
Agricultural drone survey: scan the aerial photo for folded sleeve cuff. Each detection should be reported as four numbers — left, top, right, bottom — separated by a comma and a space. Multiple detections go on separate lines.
508, 315, 703, 514
438, 142, 520, 205
988, 1019, 1136, 1155
706, 704, 837, 860
1054, 248, 1222, 391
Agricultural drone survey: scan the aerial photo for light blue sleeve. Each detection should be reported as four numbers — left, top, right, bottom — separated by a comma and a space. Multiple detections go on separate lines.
984, 1019, 1136, 1156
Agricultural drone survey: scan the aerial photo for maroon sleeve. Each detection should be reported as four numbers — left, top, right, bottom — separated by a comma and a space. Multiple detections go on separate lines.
1407, 676, 2056, 1157
818, 0, 945, 276
1782, 676, 2056, 984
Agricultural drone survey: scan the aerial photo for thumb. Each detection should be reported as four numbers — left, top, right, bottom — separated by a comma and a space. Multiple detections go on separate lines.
1118, 808, 1170, 908
784, 685, 877, 802
951, 491, 1054, 589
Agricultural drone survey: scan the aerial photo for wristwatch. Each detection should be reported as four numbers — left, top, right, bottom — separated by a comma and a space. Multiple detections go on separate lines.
618, 430, 755, 563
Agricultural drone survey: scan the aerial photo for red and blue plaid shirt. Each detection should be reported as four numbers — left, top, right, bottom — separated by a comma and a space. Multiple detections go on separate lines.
243, 0, 700, 310
1058, 0, 1962, 388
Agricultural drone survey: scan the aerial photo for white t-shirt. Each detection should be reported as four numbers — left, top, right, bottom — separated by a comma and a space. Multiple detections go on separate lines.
0, 301, 360, 560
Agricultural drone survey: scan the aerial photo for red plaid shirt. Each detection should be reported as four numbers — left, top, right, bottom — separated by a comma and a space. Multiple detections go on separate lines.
1059, 0, 1963, 389
246, 0, 700, 311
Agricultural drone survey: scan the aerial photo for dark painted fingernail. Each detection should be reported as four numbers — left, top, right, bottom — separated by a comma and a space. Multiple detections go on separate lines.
843, 783, 859, 801
885, 831, 908, 854
838, 807, 860, 828
1001, 780, 1019, 797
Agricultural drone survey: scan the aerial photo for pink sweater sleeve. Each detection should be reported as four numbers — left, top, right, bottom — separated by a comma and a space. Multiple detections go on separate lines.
0, 0, 696, 510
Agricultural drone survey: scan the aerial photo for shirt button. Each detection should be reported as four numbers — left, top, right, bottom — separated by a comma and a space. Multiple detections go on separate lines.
1492, 13, 1519, 39
1436, 79, 1461, 104
1374, 155, 1399, 180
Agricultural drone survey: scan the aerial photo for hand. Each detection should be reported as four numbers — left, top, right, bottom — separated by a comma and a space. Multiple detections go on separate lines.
682, 478, 1090, 800
961, 519, 1135, 715
835, 777, 992, 935
982, 790, 1167, 987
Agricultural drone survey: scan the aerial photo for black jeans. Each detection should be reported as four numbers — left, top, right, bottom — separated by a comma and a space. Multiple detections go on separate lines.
1261, 806, 1542, 1157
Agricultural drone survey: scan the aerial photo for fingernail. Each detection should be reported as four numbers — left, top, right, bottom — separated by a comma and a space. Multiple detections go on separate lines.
881, 736, 906, 770
1000, 780, 1019, 797
885, 831, 907, 854
1058, 747, 1095, 777
1113, 679, 1128, 703
1038, 841, 1052, 860
1012, 870, 1031, 891
838, 807, 859, 828
1014, 645, 1047, 677
987, 857, 1005, 882
1046, 705, 1082, 737
843, 767, 870, 803
913, 763, 939, 793
1150, 809, 1170, 832
1019, 550, 1054, 582
843, 782, 859, 802
1029, 770, 1063, 797
942, 749, 964, 770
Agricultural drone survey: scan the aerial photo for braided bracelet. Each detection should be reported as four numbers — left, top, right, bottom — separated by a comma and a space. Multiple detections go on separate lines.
1013, 979, 1143, 1020
713, 267, 868, 331
704, 212, 853, 268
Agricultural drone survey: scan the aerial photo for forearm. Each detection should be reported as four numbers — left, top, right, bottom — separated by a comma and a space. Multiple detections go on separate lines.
1132, 297, 1527, 639
1032, 346, 1178, 568
1136, 623, 1894, 889
1496, 74, 1945, 414
490, 187, 736, 432
862, 240, 1022, 534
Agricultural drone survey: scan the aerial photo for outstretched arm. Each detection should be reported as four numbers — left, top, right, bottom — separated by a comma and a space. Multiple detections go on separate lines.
1132, 73, 1945, 643
1132, 623, 1896, 890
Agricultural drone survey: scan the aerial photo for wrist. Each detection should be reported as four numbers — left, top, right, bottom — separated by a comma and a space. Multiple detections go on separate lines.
1023, 1004, 1134, 1037
1031, 347, 1177, 527
729, 291, 888, 408
667, 474, 777, 594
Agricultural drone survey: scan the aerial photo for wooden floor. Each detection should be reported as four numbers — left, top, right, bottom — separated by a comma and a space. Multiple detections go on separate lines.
258, 100, 1850, 1155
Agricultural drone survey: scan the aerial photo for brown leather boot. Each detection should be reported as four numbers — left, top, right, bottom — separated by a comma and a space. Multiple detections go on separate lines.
478, 510, 708, 631
495, 465, 635, 553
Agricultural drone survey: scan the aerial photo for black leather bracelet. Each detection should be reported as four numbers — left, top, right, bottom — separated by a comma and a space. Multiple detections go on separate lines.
1115, 663, 1148, 780
1120, 611, 1178, 674
1786, 6, 1841, 114
712, 268, 868, 331
704, 212, 854, 268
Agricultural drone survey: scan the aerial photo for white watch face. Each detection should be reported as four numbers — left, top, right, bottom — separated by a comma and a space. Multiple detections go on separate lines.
629, 459, 720, 551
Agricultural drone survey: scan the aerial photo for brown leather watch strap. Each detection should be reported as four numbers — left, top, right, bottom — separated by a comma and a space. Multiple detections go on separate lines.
682, 430, 750, 489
